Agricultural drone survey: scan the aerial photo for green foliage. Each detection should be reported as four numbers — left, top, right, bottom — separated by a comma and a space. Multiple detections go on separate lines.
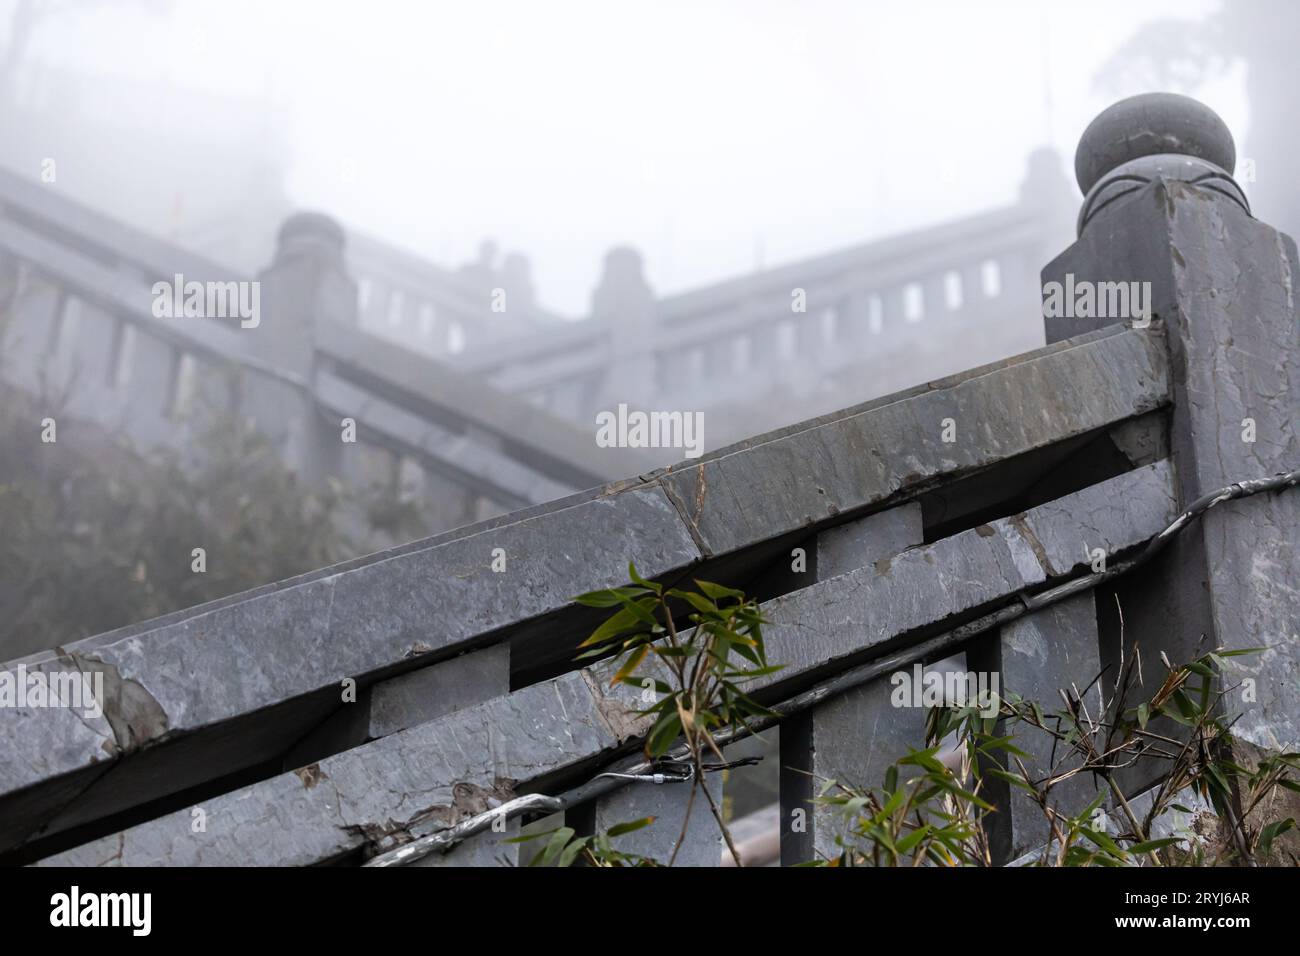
574, 564, 779, 762
574, 565, 780, 864
510, 817, 661, 867
568, 569, 1297, 868
818, 648, 1299, 867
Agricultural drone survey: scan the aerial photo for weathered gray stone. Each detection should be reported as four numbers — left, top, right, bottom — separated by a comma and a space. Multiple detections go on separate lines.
756, 461, 1175, 691
1073, 92, 1236, 195
659, 326, 1168, 556
969, 592, 1103, 864
0, 482, 699, 852
1, 319, 1174, 855
281, 645, 512, 771
0, 654, 118, 848
781, 501, 927, 865
38, 669, 642, 867
37, 462, 1180, 867
594, 775, 722, 867
408, 818, 521, 867
370, 644, 511, 739
1045, 165, 1300, 754
816, 503, 923, 579
783, 676, 927, 863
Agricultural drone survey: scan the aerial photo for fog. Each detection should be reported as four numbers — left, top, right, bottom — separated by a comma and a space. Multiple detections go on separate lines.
2, 0, 1298, 876
3, 0, 1243, 314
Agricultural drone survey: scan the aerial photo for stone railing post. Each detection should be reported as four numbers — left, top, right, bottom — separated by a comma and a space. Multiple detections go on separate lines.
591, 246, 657, 413
252, 211, 358, 482
1042, 93, 1300, 764
778, 503, 927, 864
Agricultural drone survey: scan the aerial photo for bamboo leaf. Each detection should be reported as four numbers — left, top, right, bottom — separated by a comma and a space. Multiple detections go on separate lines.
610, 644, 650, 686
607, 817, 656, 837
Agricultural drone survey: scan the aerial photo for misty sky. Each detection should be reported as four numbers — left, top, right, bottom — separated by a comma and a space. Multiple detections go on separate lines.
27, 0, 1241, 315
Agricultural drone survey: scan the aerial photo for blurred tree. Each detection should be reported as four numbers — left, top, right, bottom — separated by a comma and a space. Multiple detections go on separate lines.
1096, 0, 1300, 240
0, 378, 366, 661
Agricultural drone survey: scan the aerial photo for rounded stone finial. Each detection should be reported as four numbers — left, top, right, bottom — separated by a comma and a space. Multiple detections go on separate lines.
601, 245, 645, 281
1074, 93, 1235, 195
275, 211, 346, 263
1073, 93, 1249, 234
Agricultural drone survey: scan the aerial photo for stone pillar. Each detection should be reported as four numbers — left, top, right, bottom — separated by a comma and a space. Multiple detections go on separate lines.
590, 774, 723, 867
255, 212, 357, 372
591, 246, 658, 412
779, 502, 929, 864
967, 592, 1103, 864
1041, 94, 1300, 761
252, 212, 358, 483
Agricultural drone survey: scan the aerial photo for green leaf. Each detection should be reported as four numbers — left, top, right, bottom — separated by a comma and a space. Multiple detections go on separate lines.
896, 824, 932, 854
607, 816, 656, 837
1080, 828, 1126, 858
1128, 837, 1181, 854
646, 712, 682, 757
572, 586, 650, 608
1258, 818, 1295, 856
986, 768, 1035, 792
881, 788, 907, 818
627, 563, 662, 593
695, 579, 745, 601
975, 735, 1030, 759
557, 837, 590, 868
578, 603, 651, 648
899, 747, 946, 774
727, 663, 783, 678
651, 645, 689, 658
535, 827, 576, 866
670, 589, 719, 615
610, 644, 650, 686
613, 592, 660, 628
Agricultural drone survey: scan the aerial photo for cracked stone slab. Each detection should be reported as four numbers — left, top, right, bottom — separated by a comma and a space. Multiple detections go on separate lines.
37, 464, 1175, 867
0, 483, 698, 851
38, 669, 645, 867
0, 653, 118, 848
659, 326, 1168, 556
754, 460, 1175, 688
